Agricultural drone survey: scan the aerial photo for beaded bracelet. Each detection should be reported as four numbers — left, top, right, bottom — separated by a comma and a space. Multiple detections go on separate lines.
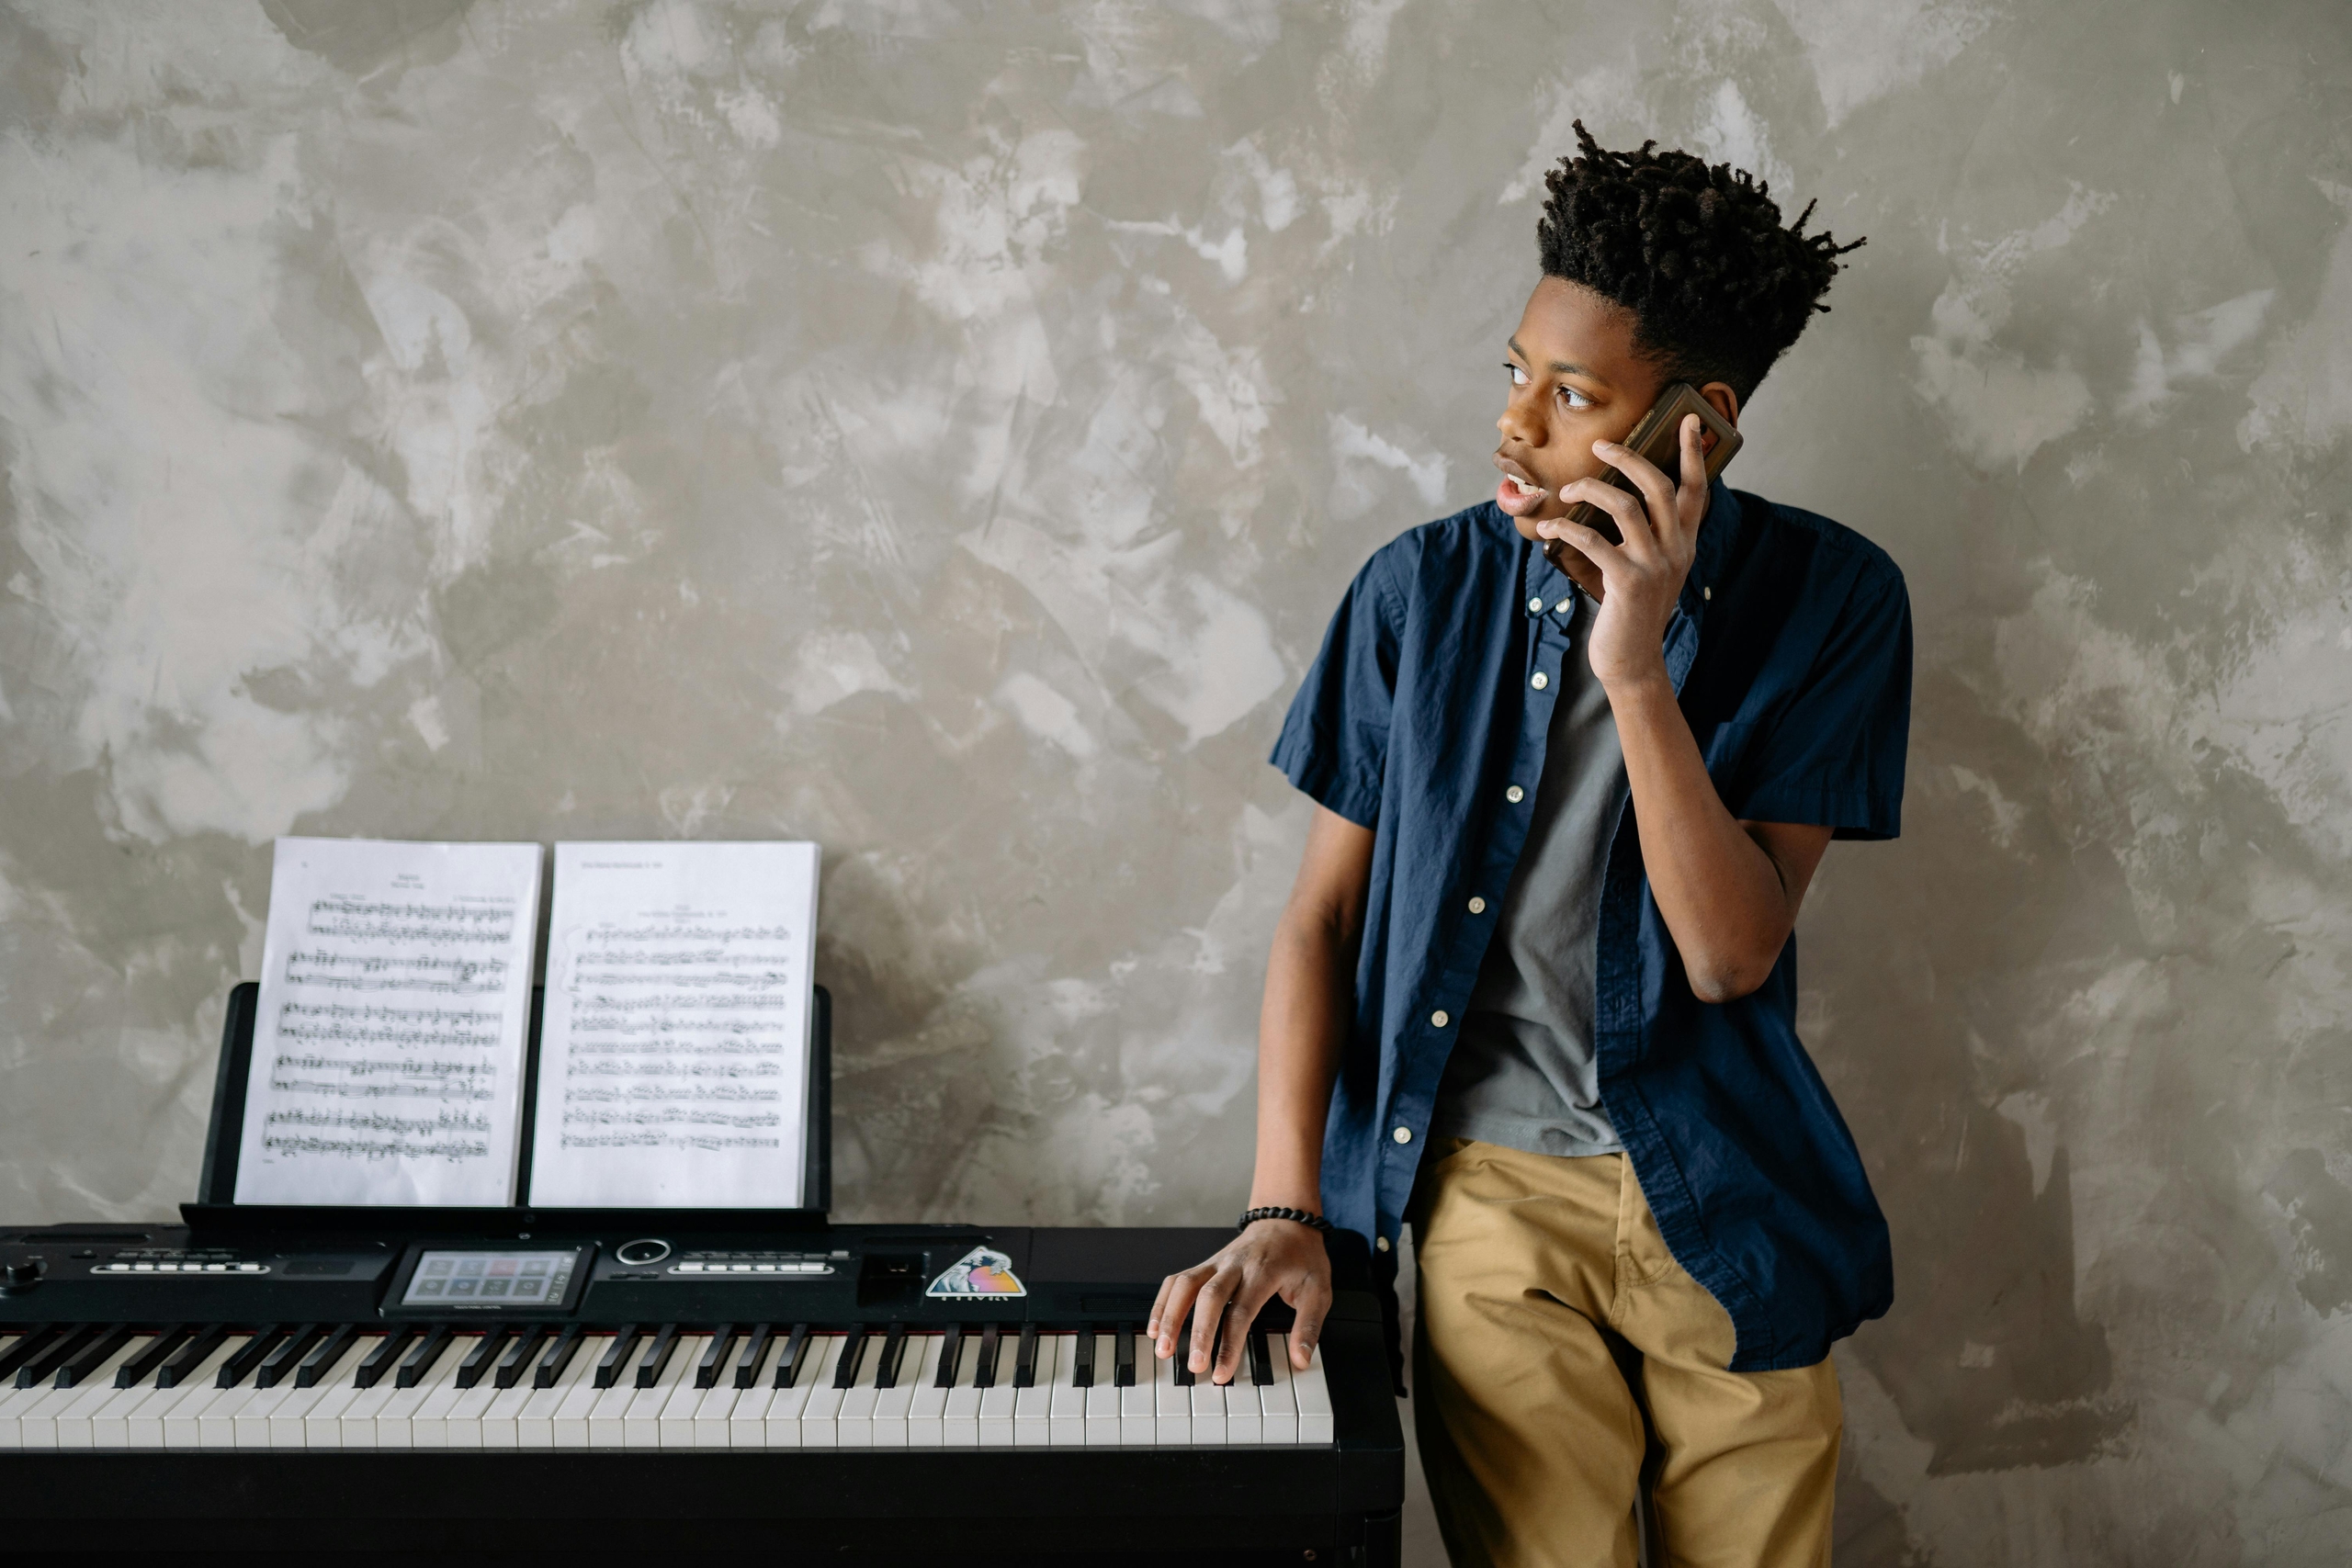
1237, 1205, 1332, 1233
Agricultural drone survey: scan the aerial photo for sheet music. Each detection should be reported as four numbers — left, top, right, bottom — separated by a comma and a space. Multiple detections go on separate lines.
527, 841, 820, 1209
234, 838, 543, 1206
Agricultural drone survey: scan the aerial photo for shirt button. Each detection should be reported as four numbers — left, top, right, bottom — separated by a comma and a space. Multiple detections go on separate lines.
1555, 598, 1573, 614
1430, 1010, 1449, 1028
1375, 1235, 1391, 1252
1703, 585, 1713, 601
1506, 784, 1525, 804
1531, 671, 1548, 690
1527, 596, 1544, 614
1393, 1126, 1413, 1144
1467, 897, 1486, 914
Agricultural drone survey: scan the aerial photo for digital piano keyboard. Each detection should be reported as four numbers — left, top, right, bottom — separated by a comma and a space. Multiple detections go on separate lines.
0, 1217, 1404, 1562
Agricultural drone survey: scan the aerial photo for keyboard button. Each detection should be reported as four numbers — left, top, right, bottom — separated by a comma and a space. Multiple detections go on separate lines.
907, 1335, 951, 1450
1261, 1333, 1299, 1443
256, 1325, 323, 1390
455, 1326, 508, 1390
534, 1326, 585, 1390
1153, 1334, 1191, 1447
731, 1325, 775, 1391
626, 1334, 702, 1449
1294, 1339, 1336, 1444
1048, 1333, 1090, 1447
594, 1325, 643, 1391
1011, 1331, 1055, 1448
117, 1325, 190, 1388
157, 1325, 231, 1390
353, 1326, 415, 1391
494, 1325, 548, 1390
695, 1325, 738, 1390
297, 1325, 358, 1389
55, 1325, 134, 1389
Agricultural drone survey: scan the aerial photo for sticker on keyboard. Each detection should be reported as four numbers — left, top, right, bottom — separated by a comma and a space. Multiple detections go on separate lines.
924, 1247, 1025, 1298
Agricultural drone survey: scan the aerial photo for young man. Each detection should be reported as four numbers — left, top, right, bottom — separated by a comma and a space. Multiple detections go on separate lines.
1150, 126, 1907, 1565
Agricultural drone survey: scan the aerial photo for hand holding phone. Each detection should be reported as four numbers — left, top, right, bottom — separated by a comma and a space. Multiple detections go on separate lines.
1542, 382, 1742, 567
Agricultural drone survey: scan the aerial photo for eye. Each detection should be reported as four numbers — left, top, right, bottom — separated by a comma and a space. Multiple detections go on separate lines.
1558, 385, 1593, 410
1505, 363, 1529, 387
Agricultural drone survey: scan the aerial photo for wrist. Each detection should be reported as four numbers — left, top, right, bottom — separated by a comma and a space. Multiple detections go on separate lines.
1600, 664, 1676, 707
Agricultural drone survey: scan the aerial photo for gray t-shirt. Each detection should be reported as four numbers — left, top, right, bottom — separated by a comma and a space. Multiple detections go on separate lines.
1430, 593, 1628, 1158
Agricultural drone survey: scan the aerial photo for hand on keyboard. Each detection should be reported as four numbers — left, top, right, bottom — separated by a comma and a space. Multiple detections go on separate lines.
1149, 1218, 1331, 1386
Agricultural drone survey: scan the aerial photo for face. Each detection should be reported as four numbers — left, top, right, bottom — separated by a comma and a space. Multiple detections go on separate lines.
1493, 276, 1736, 545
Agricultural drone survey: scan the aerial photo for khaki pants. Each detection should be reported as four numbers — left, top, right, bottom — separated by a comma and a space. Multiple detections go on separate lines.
1410, 1138, 1840, 1568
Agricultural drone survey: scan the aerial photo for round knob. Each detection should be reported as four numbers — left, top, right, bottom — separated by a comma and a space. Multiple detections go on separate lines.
2, 1258, 40, 1292
614, 1238, 670, 1266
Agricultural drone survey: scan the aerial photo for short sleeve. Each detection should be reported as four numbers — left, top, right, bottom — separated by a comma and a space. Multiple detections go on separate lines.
1730, 570, 1912, 840
1268, 549, 1404, 829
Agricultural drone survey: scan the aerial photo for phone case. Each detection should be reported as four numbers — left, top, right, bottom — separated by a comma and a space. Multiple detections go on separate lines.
1545, 383, 1743, 558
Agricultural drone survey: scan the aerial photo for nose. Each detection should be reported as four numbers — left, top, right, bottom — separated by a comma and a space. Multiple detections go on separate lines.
1497, 389, 1539, 448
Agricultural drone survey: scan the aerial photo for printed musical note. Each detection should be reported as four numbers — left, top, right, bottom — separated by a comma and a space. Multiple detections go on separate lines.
526, 842, 820, 1208
233, 838, 542, 1206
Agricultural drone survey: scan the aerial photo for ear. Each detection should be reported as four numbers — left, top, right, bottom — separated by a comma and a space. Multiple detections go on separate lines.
1700, 381, 1741, 429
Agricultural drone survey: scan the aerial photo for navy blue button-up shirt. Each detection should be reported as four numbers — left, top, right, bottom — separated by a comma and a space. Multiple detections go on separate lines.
1271, 480, 1912, 1371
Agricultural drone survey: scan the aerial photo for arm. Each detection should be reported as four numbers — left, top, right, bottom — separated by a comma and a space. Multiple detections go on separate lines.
1539, 413, 1831, 1002
1149, 804, 1374, 1381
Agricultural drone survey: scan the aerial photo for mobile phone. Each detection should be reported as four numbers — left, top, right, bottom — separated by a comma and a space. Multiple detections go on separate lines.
1544, 382, 1742, 561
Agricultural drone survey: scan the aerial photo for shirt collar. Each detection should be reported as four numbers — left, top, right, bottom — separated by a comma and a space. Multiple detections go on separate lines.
1505, 479, 1747, 619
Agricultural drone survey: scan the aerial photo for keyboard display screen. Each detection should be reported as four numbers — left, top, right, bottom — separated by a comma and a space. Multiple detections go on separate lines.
401, 1248, 579, 1306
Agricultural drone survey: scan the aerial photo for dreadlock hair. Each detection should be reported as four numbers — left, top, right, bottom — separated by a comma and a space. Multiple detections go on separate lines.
1537, 120, 1863, 403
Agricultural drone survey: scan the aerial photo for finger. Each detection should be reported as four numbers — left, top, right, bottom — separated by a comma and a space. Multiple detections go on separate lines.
1555, 480, 1652, 556
1148, 1272, 1178, 1339
1286, 1281, 1334, 1370
1214, 1273, 1283, 1385
1596, 436, 1679, 542
1154, 1267, 1209, 1359
1186, 1268, 1241, 1372
1537, 515, 1626, 572
1676, 412, 1710, 526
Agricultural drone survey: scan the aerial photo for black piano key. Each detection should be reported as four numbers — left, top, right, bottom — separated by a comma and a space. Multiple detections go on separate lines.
296, 1325, 358, 1389
1172, 1313, 1195, 1387
118, 1325, 191, 1388
774, 1325, 812, 1390
1013, 1324, 1039, 1389
16, 1325, 95, 1390
732, 1325, 774, 1391
217, 1325, 286, 1389
2, 1325, 65, 1387
156, 1325, 230, 1390
831, 1325, 869, 1390
354, 1325, 415, 1390
55, 1324, 134, 1389
634, 1325, 681, 1390
1072, 1328, 1095, 1389
594, 1326, 642, 1390
455, 1325, 508, 1390
874, 1324, 908, 1391
695, 1325, 738, 1390
257, 1325, 323, 1390
1114, 1323, 1136, 1389
534, 1326, 584, 1390
1247, 1329, 1272, 1386
932, 1325, 963, 1390
494, 1325, 548, 1390
973, 1325, 1001, 1391
396, 1325, 454, 1389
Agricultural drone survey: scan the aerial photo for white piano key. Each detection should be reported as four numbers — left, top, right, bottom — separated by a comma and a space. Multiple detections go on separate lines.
766, 1335, 842, 1450
372, 1357, 448, 1449
477, 1375, 534, 1450
269, 1340, 368, 1449
1118, 1348, 1156, 1447
907, 1335, 953, 1450
410, 1369, 469, 1449
799, 1336, 856, 1449
978, 1344, 1015, 1457
526, 1343, 601, 1448
232, 1368, 309, 1450
160, 1339, 253, 1449
1294, 1341, 1335, 1445
1224, 1362, 1263, 1446
1261, 1334, 1299, 1444
835, 1337, 885, 1450
86, 1364, 164, 1450
941, 1333, 983, 1449
334, 1360, 407, 1450
657, 1342, 716, 1450
1084, 1337, 1121, 1448
1048, 1334, 1091, 1446
585, 1364, 638, 1450
198, 1375, 271, 1450
18, 1336, 149, 1449
302, 1338, 384, 1450
626, 1336, 703, 1450
54, 1338, 157, 1448
871, 1335, 928, 1450
1012, 1333, 1056, 1448
1189, 1365, 1228, 1446
1153, 1344, 1191, 1447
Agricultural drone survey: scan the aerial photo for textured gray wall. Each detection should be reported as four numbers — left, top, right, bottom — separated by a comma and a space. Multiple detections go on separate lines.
4, 0, 2349, 1559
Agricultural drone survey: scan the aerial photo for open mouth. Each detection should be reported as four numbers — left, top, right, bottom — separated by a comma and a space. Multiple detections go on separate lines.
1494, 456, 1549, 517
